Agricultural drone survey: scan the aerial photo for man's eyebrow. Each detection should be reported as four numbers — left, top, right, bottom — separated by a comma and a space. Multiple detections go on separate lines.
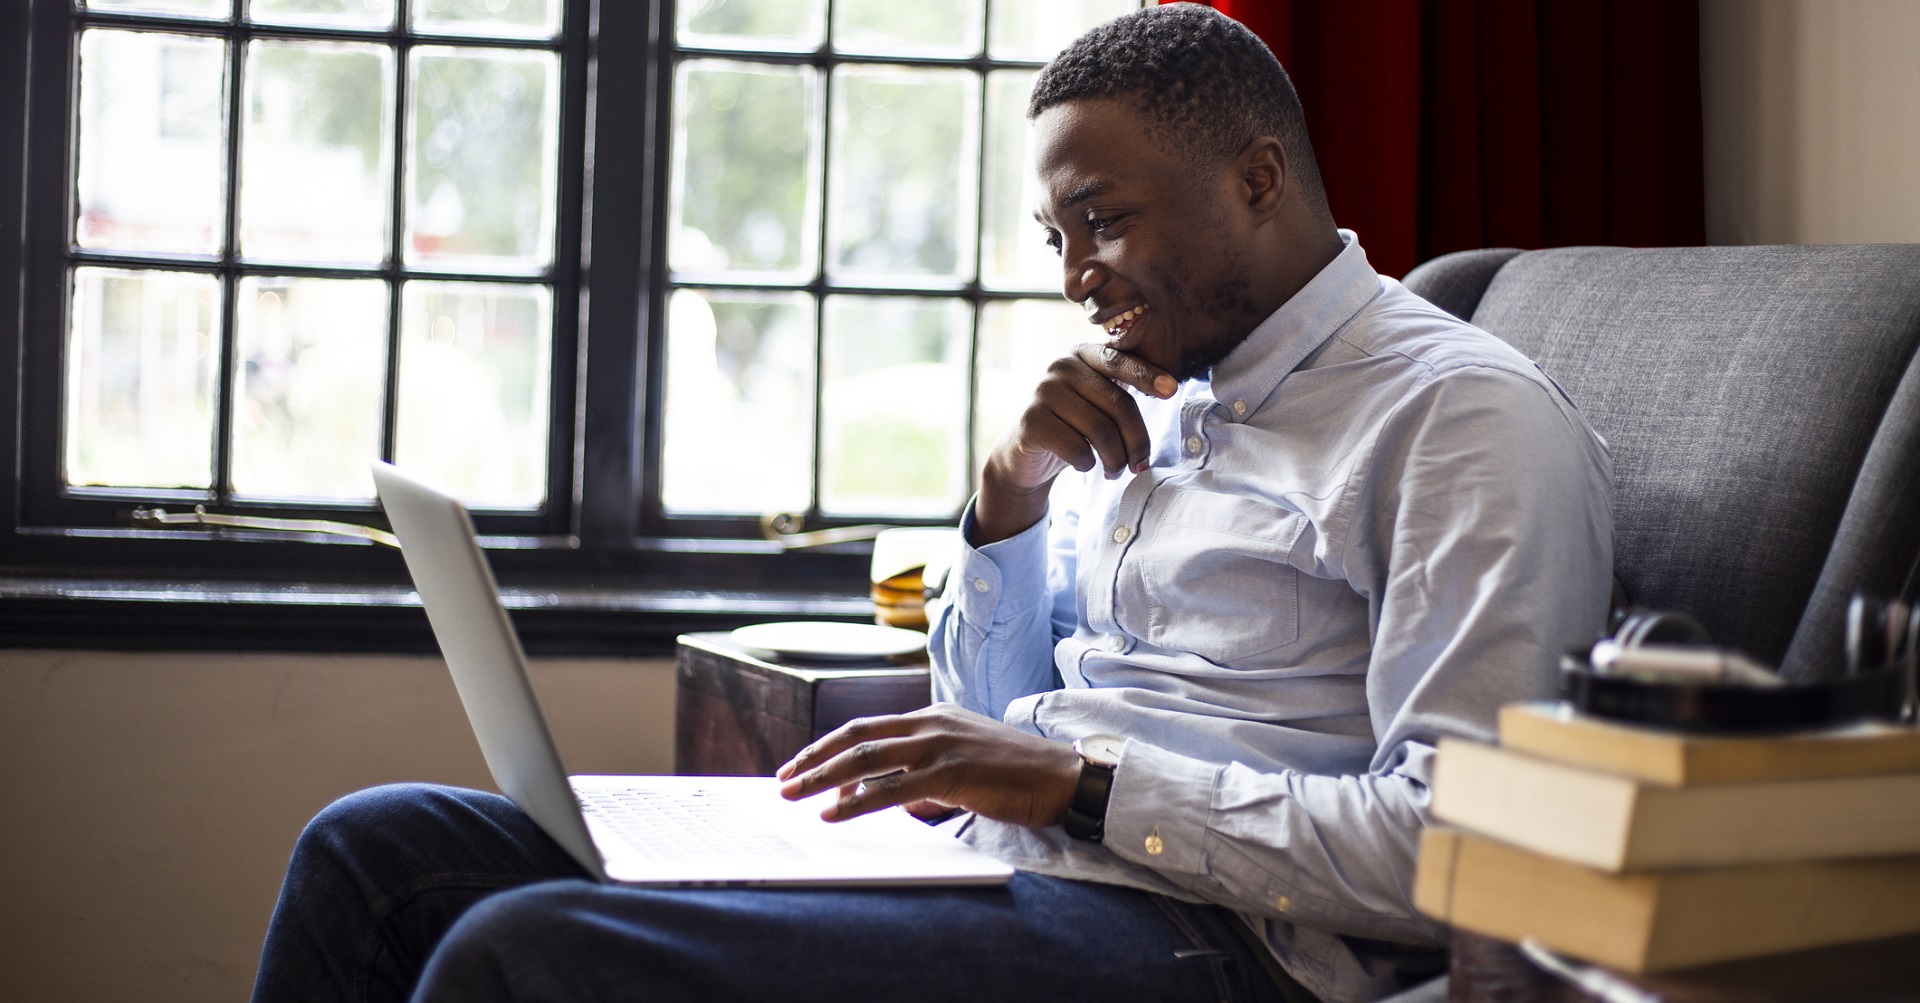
1032, 179, 1116, 225
1062, 179, 1114, 206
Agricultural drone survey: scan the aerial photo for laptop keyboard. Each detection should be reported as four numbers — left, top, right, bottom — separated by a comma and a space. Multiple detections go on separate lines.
577, 786, 810, 861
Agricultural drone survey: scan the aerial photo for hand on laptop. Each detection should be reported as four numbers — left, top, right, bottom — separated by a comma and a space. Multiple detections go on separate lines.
776, 703, 1082, 830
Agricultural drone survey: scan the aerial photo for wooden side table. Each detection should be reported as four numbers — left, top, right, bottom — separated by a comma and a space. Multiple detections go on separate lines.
673, 631, 933, 776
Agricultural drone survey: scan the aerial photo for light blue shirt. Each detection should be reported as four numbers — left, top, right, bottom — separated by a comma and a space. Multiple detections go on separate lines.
930, 232, 1613, 1002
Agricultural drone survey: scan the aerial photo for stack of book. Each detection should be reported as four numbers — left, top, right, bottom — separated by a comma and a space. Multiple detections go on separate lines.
1413, 702, 1920, 973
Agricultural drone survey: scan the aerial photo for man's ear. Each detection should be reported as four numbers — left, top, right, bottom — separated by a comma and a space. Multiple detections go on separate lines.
1239, 136, 1288, 220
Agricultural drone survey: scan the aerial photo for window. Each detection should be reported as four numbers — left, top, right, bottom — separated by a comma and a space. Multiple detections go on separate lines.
0, 0, 1139, 647
25, 0, 578, 538
657, 0, 1140, 528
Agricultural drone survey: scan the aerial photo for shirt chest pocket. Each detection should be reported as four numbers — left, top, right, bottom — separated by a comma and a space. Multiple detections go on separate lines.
1133, 490, 1303, 664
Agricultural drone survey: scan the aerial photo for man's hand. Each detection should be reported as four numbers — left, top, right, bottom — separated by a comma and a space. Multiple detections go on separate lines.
973, 343, 1177, 546
775, 703, 1082, 829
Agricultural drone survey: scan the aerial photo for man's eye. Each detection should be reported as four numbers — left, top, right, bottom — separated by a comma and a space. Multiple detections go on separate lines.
1043, 230, 1062, 254
1088, 217, 1112, 233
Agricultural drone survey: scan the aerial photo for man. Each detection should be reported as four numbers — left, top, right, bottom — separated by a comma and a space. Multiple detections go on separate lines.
252, 6, 1611, 1002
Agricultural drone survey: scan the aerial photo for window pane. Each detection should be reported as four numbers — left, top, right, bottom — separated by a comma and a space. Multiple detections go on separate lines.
989, 0, 1138, 61
661, 289, 814, 516
250, 0, 396, 31
76, 30, 227, 256
411, 0, 559, 39
406, 47, 559, 271
833, 0, 983, 58
65, 268, 220, 490
828, 66, 978, 285
820, 296, 969, 517
974, 298, 1086, 473
395, 281, 550, 508
231, 277, 388, 500
85, 0, 230, 18
670, 61, 819, 279
981, 69, 1059, 292
677, 0, 825, 52
241, 40, 394, 265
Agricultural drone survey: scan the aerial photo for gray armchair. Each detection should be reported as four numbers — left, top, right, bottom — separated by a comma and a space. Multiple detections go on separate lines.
1376, 245, 1920, 1001
1401, 244, 1920, 684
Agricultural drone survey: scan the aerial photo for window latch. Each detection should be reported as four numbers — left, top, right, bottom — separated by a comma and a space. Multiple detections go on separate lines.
127, 505, 400, 548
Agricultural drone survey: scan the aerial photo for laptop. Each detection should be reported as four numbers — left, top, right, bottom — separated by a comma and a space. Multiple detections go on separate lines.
371, 461, 1013, 887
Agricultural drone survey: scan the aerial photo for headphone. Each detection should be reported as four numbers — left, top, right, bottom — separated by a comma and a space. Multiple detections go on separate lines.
1607, 607, 1712, 650
1573, 544, 1920, 728
1846, 541, 1920, 677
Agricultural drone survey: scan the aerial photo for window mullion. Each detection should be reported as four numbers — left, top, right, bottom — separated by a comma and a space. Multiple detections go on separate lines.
965, 0, 994, 501
212, 21, 249, 502
580, 0, 660, 546
380, 2, 412, 465
807, 24, 835, 524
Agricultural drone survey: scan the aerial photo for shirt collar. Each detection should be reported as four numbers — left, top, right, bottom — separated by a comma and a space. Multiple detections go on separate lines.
1203, 229, 1382, 416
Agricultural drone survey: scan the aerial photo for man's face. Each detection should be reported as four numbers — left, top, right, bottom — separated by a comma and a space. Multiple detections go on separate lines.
1031, 98, 1268, 381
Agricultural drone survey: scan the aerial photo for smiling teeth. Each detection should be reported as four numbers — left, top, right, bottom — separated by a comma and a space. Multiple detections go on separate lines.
1101, 304, 1147, 335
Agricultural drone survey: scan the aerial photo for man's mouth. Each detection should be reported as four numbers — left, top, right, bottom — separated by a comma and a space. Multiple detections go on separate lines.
1098, 303, 1148, 341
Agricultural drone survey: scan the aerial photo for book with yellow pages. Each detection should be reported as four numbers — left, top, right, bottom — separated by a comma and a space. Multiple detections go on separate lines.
1499, 701, 1920, 786
1413, 828, 1920, 973
1430, 737, 1920, 870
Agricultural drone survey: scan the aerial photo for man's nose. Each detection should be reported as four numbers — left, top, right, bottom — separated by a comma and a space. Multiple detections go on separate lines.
1061, 242, 1104, 306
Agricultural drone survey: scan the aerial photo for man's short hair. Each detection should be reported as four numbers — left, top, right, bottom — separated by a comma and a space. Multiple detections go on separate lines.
1029, 3, 1325, 209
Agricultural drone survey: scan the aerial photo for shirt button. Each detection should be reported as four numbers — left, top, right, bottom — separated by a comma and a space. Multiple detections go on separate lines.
1111, 525, 1132, 544
1185, 435, 1203, 455
971, 577, 989, 593
1106, 634, 1126, 653
1272, 893, 1292, 912
1232, 399, 1248, 416
1144, 829, 1165, 856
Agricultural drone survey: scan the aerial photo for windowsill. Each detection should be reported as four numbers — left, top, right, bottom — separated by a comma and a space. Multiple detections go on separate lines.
0, 573, 874, 656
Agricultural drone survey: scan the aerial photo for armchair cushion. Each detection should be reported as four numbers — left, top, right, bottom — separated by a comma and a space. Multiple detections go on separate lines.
1403, 245, 1920, 681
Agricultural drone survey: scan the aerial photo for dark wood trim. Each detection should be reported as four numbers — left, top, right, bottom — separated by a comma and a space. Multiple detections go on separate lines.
0, 574, 871, 655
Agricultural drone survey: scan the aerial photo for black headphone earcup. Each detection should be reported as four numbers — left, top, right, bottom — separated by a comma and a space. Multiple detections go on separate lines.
1849, 593, 1891, 674
1613, 609, 1711, 649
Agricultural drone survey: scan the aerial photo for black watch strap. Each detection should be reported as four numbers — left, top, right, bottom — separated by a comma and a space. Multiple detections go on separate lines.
1063, 759, 1116, 842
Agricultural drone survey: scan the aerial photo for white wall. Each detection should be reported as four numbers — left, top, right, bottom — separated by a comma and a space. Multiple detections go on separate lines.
1701, 0, 1920, 245
0, 649, 676, 1003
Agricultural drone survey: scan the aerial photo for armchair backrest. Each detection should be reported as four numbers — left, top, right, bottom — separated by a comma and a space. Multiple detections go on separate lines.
1403, 245, 1920, 682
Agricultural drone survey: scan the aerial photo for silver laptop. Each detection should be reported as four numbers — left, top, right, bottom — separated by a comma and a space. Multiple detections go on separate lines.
371, 461, 1013, 887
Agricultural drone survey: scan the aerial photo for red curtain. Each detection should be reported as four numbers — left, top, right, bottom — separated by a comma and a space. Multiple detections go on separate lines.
1183, 0, 1705, 277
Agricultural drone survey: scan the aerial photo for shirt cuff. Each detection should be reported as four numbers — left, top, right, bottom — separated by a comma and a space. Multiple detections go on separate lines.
949, 495, 1051, 628
1100, 738, 1220, 881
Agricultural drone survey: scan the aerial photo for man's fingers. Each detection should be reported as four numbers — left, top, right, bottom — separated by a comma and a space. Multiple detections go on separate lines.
779, 736, 911, 800
1045, 396, 1139, 478
822, 767, 948, 822
1074, 342, 1177, 399
775, 713, 921, 782
1039, 361, 1153, 475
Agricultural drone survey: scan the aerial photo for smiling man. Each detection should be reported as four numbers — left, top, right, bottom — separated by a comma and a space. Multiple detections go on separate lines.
252, 7, 1610, 1003
779, 4, 1612, 999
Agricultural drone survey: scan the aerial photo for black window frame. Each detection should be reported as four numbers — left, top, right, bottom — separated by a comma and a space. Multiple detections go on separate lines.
0, 0, 1097, 653
16, 0, 599, 547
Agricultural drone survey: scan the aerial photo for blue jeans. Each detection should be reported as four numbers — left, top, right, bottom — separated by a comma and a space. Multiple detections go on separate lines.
251, 784, 1311, 1003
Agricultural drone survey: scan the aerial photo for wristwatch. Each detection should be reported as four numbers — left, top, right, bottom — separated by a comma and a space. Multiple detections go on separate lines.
1064, 734, 1126, 842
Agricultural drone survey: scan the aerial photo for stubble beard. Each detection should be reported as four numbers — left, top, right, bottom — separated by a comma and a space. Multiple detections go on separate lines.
1167, 248, 1264, 381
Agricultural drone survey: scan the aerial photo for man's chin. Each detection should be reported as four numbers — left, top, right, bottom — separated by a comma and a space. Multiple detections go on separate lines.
1171, 343, 1235, 382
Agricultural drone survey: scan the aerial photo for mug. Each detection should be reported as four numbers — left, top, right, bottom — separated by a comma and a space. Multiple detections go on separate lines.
870, 527, 959, 630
